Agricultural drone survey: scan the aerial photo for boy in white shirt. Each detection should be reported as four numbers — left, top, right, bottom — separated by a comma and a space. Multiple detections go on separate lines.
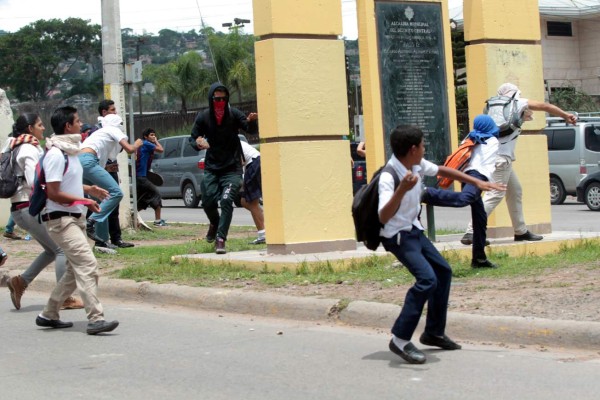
35, 106, 119, 335
422, 114, 500, 268
462, 83, 577, 244
379, 125, 505, 364
79, 113, 141, 245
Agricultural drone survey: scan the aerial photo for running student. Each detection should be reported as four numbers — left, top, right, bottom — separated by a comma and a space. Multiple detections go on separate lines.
3, 113, 84, 310
35, 106, 119, 335
380, 125, 505, 364
422, 114, 501, 269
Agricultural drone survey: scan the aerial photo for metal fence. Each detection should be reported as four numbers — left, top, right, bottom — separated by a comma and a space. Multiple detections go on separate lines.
125, 100, 259, 144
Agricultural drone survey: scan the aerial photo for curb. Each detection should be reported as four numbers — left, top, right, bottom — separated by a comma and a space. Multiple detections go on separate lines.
26, 272, 600, 351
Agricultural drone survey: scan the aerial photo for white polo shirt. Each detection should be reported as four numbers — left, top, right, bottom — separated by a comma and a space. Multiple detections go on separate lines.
44, 147, 86, 214
464, 136, 499, 181
378, 155, 438, 238
81, 127, 127, 168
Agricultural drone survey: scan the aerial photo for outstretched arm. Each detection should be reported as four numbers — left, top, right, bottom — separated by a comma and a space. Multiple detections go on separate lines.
527, 100, 577, 124
438, 166, 507, 192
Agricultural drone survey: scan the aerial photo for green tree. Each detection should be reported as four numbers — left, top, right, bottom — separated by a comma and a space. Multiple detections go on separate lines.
549, 86, 600, 113
451, 29, 466, 87
203, 27, 256, 103
0, 18, 101, 101
145, 51, 215, 114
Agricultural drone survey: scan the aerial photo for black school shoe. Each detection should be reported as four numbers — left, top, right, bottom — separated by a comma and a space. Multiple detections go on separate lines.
514, 230, 543, 242
471, 259, 499, 269
86, 218, 103, 242
112, 239, 134, 248
419, 332, 462, 350
87, 320, 119, 335
36, 315, 73, 329
388, 340, 426, 364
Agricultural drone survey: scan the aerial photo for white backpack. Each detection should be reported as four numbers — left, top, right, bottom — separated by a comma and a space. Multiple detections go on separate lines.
483, 92, 524, 137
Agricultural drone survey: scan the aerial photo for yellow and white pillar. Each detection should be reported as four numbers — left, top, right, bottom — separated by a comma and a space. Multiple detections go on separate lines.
253, 0, 356, 254
464, 0, 552, 236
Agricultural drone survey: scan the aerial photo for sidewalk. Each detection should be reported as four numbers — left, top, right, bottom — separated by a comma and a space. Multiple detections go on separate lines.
21, 230, 600, 351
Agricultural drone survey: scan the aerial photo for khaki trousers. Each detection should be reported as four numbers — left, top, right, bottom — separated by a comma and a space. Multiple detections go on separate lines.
42, 215, 104, 322
466, 155, 527, 236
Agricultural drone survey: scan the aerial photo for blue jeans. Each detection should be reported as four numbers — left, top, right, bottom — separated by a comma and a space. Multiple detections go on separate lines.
79, 153, 123, 241
5, 215, 16, 233
382, 227, 452, 341
423, 170, 488, 261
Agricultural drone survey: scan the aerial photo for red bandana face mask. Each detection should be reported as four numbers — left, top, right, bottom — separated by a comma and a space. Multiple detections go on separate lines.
213, 100, 226, 125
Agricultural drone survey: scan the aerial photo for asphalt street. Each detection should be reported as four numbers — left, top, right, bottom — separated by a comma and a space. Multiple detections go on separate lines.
1, 292, 599, 400
141, 197, 598, 232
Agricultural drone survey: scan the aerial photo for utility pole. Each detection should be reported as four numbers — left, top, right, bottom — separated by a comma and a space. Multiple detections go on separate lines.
101, 0, 133, 227
135, 37, 145, 115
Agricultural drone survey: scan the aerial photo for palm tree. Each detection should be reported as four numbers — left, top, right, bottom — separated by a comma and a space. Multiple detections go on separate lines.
203, 26, 256, 103
146, 51, 215, 114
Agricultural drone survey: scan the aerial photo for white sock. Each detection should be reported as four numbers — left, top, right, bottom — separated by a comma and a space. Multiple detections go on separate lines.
257, 229, 265, 238
37, 314, 50, 321
392, 335, 410, 350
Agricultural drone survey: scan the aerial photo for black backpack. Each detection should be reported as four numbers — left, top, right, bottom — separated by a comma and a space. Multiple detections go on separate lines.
0, 147, 22, 199
352, 165, 399, 251
29, 151, 69, 217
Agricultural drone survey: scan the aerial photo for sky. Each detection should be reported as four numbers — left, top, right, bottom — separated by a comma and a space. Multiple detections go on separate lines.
0, 0, 464, 39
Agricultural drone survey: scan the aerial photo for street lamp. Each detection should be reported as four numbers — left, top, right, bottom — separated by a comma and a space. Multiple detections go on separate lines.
222, 17, 251, 30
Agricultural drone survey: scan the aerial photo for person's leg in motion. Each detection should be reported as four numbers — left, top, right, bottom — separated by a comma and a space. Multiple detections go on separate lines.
214, 171, 242, 254
200, 170, 221, 243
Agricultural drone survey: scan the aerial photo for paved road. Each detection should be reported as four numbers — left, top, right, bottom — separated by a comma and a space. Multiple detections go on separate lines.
1, 292, 598, 400
142, 197, 598, 232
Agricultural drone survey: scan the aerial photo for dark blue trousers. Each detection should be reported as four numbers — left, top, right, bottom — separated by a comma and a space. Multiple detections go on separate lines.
382, 227, 452, 341
422, 170, 488, 261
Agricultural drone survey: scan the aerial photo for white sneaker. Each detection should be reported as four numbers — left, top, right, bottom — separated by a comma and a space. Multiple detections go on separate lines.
95, 246, 117, 255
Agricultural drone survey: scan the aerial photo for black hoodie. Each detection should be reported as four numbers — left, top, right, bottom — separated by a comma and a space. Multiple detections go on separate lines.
189, 82, 254, 172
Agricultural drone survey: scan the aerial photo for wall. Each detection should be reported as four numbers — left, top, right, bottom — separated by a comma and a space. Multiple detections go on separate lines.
541, 16, 600, 96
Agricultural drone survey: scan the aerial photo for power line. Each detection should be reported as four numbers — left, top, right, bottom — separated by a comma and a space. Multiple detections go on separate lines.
195, 0, 220, 82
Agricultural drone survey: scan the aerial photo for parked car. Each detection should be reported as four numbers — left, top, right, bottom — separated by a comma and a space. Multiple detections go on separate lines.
151, 134, 250, 208
576, 170, 600, 211
544, 114, 600, 204
350, 142, 367, 194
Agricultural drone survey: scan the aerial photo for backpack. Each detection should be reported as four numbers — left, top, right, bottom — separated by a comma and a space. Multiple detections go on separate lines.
483, 92, 524, 137
29, 151, 69, 217
0, 147, 22, 198
352, 165, 399, 251
437, 138, 476, 189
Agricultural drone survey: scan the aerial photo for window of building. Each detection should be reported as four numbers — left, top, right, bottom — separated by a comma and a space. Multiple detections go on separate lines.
547, 21, 572, 37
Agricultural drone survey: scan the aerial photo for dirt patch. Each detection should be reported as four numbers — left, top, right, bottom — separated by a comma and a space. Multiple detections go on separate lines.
2, 232, 599, 323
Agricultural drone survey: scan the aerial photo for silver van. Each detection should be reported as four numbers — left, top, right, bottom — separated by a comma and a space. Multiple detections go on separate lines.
545, 114, 600, 204
150, 134, 251, 208
151, 135, 206, 208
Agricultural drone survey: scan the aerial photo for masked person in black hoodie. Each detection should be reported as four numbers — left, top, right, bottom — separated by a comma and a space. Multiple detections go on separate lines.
189, 83, 258, 254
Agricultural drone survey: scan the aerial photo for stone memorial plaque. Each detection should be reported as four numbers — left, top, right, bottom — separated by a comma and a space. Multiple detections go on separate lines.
375, 1, 450, 169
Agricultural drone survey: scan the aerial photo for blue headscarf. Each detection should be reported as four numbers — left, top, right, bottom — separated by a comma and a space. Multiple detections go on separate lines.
467, 114, 500, 144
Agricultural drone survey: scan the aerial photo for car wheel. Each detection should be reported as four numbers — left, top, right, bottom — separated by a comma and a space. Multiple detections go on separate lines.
182, 183, 201, 208
584, 182, 600, 211
549, 176, 566, 205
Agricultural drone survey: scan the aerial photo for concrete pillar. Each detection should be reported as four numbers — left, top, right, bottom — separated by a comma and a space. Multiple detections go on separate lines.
0, 89, 13, 227
101, 0, 132, 228
464, 0, 552, 237
253, 0, 356, 254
